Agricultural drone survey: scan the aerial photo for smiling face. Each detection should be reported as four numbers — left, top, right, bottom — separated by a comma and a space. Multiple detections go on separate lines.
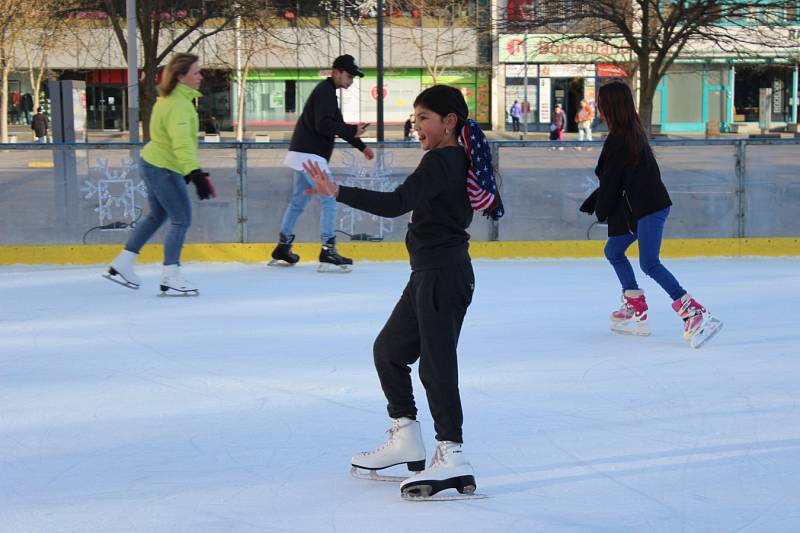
413, 105, 458, 151
178, 61, 203, 90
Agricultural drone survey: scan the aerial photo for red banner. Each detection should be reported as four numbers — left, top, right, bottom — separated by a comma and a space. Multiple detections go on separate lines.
597, 64, 628, 78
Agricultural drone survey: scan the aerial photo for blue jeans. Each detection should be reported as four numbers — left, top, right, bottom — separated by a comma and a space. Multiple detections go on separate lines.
279, 170, 337, 243
124, 159, 192, 266
604, 207, 686, 301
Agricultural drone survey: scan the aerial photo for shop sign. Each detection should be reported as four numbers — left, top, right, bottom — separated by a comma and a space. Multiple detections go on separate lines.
506, 64, 539, 78
539, 64, 596, 78
539, 78, 551, 123
500, 34, 630, 63
773, 78, 784, 114
597, 64, 628, 77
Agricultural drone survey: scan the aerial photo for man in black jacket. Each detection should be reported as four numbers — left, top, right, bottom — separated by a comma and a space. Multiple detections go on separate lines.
270, 54, 374, 272
31, 107, 49, 143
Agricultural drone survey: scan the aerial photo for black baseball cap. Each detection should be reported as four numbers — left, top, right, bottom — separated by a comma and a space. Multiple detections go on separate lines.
332, 54, 364, 77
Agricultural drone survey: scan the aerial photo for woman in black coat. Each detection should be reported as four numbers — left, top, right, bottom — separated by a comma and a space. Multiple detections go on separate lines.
580, 82, 721, 348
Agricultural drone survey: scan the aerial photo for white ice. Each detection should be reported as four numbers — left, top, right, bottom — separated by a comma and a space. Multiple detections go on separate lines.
1, 258, 799, 532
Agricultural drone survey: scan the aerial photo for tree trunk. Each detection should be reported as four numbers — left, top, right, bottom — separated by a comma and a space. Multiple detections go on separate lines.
140, 63, 159, 142
236, 63, 249, 142
637, 54, 656, 137
1, 56, 9, 143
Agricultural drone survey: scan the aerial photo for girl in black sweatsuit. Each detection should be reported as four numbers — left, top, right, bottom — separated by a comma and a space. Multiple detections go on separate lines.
302, 85, 502, 498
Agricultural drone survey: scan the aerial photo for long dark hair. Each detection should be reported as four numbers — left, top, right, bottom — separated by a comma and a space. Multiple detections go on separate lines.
597, 81, 651, 165
158, 53, 199, 97
413, 84, 468, 135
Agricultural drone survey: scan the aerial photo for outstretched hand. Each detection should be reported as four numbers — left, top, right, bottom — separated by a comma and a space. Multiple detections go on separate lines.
302, 161, 339, 197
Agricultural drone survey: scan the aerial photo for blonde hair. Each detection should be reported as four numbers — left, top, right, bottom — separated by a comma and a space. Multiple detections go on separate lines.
158, 53, 199, 97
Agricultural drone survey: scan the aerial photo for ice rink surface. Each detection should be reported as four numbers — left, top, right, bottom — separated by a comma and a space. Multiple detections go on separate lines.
2, 258, 799, 533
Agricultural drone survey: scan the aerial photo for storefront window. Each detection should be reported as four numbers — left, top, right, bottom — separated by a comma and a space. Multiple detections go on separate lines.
666, 66, 703, 123
505, 78, 537, 130
734, 65, 793, 123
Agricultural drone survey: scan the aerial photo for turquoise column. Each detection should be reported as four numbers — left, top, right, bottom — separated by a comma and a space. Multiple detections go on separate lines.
727, 65, 735, 127
792, 63, 798, 124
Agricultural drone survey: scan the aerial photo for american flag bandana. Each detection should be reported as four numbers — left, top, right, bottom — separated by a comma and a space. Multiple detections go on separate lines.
461, 119, 505, 220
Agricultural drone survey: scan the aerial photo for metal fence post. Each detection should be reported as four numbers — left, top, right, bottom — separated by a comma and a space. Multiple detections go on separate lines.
490, 142, 500, 241
735, 140, 746, 238
237, 143, 248, 243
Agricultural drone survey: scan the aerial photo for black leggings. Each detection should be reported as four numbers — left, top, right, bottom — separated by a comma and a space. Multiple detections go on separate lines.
372, 263, 474, 443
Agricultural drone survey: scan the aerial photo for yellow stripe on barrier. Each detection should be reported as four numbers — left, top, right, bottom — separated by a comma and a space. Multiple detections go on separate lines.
1, 238, 799, 265
27, 161, 55, 168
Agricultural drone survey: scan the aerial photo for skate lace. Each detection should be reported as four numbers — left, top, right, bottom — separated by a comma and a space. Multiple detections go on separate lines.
364, 421, 399, 455
430, 442, 455, 468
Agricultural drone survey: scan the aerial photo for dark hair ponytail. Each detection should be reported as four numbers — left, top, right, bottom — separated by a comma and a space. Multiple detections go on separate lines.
597, 81, 652, 165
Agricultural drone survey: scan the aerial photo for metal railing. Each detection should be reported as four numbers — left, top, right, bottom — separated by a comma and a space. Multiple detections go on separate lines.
1, 138, 798, 246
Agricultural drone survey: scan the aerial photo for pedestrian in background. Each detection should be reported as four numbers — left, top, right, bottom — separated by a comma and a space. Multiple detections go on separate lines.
575, 99, 595, 144
510, 100, 521, 132
549, 103, 566, 148
31, 107, 49, 143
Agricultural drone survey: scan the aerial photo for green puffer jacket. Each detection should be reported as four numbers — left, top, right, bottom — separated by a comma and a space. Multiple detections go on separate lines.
141, 83, 202, 176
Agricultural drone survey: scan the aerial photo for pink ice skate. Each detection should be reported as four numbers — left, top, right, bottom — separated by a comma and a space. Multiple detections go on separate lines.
672, 294, 723, 348
610, 290, 650, 336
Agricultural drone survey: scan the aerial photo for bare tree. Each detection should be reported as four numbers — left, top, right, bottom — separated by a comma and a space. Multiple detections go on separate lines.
19, 0, 74, 114
68, 0, 271, 141
502, 0, 794, 133
0, 0, 33, 143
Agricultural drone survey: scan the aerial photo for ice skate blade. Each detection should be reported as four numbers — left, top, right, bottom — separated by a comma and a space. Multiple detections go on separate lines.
158, 286, 199, 297
401, 475, 487, 501
102, 273, 139, 290
610, 321, 651, 336
318, 263, 352, 273
267, 259, 297, 267
350, 466, 408, 483
689, 317, 723, 349
402, 491, 488, 502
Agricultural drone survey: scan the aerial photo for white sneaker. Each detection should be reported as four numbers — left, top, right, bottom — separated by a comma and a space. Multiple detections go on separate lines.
400, 441, 476, 498
351, 417, 426, 472
160, 265, 198, 296
106, 249, 141, 288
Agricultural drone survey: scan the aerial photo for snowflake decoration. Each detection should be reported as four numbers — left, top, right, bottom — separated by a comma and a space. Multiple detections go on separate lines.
338, 149, 396, 238
81, 158, 147, 229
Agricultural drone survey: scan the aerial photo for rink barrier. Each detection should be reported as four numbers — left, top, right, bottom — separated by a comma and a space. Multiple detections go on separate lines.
1, 237, 799, 265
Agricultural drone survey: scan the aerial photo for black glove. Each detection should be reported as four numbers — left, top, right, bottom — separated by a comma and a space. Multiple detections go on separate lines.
579, 188, 598, 215
184, 169, 216, 200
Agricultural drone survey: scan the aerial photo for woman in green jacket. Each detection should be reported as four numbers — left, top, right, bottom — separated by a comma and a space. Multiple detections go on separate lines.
105, 53, 215, 296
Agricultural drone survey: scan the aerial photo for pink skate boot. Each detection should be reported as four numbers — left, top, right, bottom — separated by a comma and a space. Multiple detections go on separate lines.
672, 294, 723, 348
610, 289, 650, 336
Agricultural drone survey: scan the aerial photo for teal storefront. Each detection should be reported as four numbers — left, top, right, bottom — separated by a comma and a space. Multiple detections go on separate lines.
653, 61, 800, 133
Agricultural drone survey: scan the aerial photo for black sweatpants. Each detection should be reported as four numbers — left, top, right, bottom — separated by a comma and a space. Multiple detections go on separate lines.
372, 262, 474, 443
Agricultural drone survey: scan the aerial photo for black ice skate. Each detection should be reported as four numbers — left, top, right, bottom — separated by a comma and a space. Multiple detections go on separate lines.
318, 237, 352, 273
268, 233, 299, 267
400, 441, 487, 501
351, 418, 426, 482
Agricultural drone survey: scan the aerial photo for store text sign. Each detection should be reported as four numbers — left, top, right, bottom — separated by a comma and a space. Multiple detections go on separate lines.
500, 35, 630, 63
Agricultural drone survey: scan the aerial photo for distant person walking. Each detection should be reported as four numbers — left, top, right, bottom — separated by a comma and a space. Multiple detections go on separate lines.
575, 99, 595, 143
510, 100, 522, 132
403, 114, 415, 141
549, 104, 566, 148
31, 107, 49, 143
579, 81, 722, 348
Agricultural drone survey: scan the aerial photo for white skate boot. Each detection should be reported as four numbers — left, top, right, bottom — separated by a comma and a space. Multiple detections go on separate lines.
159, 265, 198, 297
400, 441, 486, 501
104, 249, 141, 289
350, 417, 426, 482
610, 289, 651, 336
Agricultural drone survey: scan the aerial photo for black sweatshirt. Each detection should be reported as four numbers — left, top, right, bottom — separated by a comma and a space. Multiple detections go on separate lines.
289, 78, 366, 161
337, 146, 473, 271
582, 132, 672, 236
